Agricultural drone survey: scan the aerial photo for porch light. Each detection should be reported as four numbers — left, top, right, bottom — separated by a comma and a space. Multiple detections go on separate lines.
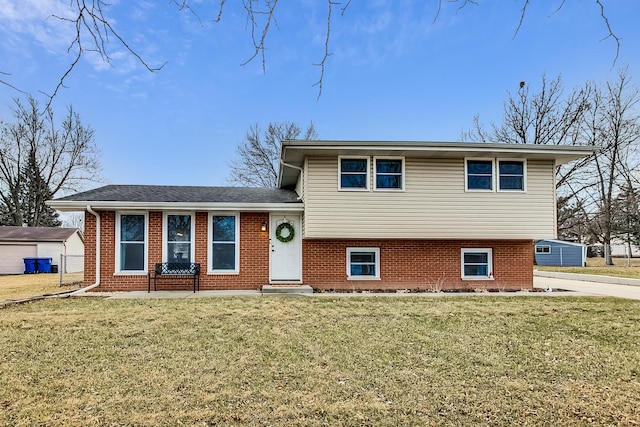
261, 221, 268, 232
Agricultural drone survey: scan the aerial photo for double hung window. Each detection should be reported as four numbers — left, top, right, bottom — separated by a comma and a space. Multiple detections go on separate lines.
461, 248, 493, 279
117, 213, 147, 273
374, 158, 403, 190
210, 214, 239, 273
165, 214, 193, 264
498, 160, 525, 191
339, 157, 369, 190
466, 160, 494, 190
347, 248, 380, 279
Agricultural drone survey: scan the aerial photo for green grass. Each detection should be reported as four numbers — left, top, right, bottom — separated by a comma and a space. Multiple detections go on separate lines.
537, 256, 640, 279
1, 297, 639, 426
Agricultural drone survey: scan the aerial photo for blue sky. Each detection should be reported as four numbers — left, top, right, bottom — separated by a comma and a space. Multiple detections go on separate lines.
1, 0, 639, 190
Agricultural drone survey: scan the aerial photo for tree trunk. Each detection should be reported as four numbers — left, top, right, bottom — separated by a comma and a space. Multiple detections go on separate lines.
604, 242, 614, 266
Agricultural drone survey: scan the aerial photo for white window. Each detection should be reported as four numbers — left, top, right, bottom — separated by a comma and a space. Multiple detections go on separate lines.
374, 157, 404, 190
535, 245, 551, 254
465, 159, 494, 191
115, 212, 148, 274
498, 159, 526, 191
461, 248, 493, 280
347, 247, 380, 279
339, 157, 369, 190
163, 213, 194, 264
209, 213, 239, 273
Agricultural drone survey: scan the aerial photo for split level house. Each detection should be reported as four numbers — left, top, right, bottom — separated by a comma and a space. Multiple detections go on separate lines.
48, 140, 592, 292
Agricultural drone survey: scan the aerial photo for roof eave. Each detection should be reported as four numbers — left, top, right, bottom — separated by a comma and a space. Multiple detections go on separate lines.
278, 140, 594, 188
47, 200, 304, 212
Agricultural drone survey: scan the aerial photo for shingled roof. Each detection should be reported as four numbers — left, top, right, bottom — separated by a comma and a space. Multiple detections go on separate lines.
48, 185, 303, 211
0, 227, 81, 242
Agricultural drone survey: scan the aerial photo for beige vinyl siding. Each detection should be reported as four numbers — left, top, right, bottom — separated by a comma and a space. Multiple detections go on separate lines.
304, 157, 556, 239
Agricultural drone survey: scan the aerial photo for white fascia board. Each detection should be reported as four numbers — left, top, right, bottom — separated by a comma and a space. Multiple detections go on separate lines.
281, 141, 594, 164
47, 200, 304, 212
540, 239, 587, 247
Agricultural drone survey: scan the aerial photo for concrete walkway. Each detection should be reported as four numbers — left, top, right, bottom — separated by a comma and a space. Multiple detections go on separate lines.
78, 272, 640, 301
533, 274, 640, 300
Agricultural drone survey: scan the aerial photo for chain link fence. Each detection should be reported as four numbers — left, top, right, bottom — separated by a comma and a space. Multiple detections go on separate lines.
57, 254, 84, 287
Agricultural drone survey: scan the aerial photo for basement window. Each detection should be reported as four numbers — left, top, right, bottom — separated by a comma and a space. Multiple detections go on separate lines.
347, 247, 380, 279
461, 248, 493, 280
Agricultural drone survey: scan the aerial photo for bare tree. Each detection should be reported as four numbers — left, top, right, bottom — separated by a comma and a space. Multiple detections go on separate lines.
0, 1, 623, 101
611, 181, 640, 259
462, 74, 593, 193
0, 96, 100, 226
570, 69, 640, 265
227, 121, 318, 188
463, 71, 640, 261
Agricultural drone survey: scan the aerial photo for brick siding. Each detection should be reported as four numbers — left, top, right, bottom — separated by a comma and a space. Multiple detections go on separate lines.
303, 239, 533, 291
82, 211, 533, 292
83, 211, 270, 292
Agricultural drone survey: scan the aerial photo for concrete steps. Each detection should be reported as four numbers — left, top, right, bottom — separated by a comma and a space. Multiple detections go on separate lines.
262, 284, 314, 295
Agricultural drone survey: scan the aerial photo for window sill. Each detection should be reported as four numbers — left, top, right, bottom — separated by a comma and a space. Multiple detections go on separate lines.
114, 271, 148, 276
461, 277, 495, 281
208, 271, 239, 275
347, 276, 381, 280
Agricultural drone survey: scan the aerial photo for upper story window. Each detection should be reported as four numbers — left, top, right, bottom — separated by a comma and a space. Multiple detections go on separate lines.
498, 160, 526, 191
164, 213, 194, 264
466, 159, 494, 191
209, 213, 239, 273
116, 213, 147, 273
339, 157, 369, 190
374, 158, 404, 190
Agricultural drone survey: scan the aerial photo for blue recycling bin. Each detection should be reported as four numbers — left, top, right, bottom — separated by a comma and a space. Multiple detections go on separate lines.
23, 258, 37, 274
36, 258, 52, 273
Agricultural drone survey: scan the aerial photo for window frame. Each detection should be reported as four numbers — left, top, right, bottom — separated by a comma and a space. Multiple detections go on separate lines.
460, 248, 494, 280
346, 247, 381, 280
373, 156, 405, 191
162, 212, 195, 265
465, 158, 495, 192
208, 212, 240, 274
497, 158, 527, 192
115, 212, 148, 275
535, 245, 551, 254
338, 156, 370, 191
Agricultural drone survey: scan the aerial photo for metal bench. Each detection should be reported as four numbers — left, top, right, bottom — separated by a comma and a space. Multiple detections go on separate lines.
148, 262, 201, 293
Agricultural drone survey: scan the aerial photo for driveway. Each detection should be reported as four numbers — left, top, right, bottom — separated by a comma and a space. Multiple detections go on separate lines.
534, 274, 640, 300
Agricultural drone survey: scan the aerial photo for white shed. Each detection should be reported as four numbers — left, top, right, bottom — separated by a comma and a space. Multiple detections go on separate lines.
0, 227, 84, 274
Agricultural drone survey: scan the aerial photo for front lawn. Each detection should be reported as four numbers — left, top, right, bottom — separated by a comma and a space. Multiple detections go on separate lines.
537, 256, 640, 279
0, 272, 83, 302
1, 297, 639, 426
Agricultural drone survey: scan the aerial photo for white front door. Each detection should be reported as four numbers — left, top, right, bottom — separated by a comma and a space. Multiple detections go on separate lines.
270, 214, 302, 282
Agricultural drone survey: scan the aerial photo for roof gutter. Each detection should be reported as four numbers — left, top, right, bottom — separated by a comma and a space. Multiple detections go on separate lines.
47, 201, 304, 212
70, 206, 100, 295
280, 161, 304, 200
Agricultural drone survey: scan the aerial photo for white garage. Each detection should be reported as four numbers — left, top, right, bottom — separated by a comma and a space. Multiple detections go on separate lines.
0, 227, 84, 275
0, 244, 37, 274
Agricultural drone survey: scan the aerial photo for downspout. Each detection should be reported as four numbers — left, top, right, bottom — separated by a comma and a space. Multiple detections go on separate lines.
280, 161, 304, 201
70, 206, 100, 295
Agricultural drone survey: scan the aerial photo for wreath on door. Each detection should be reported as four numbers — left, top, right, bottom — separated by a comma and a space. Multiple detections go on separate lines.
275, 222, 295, 243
